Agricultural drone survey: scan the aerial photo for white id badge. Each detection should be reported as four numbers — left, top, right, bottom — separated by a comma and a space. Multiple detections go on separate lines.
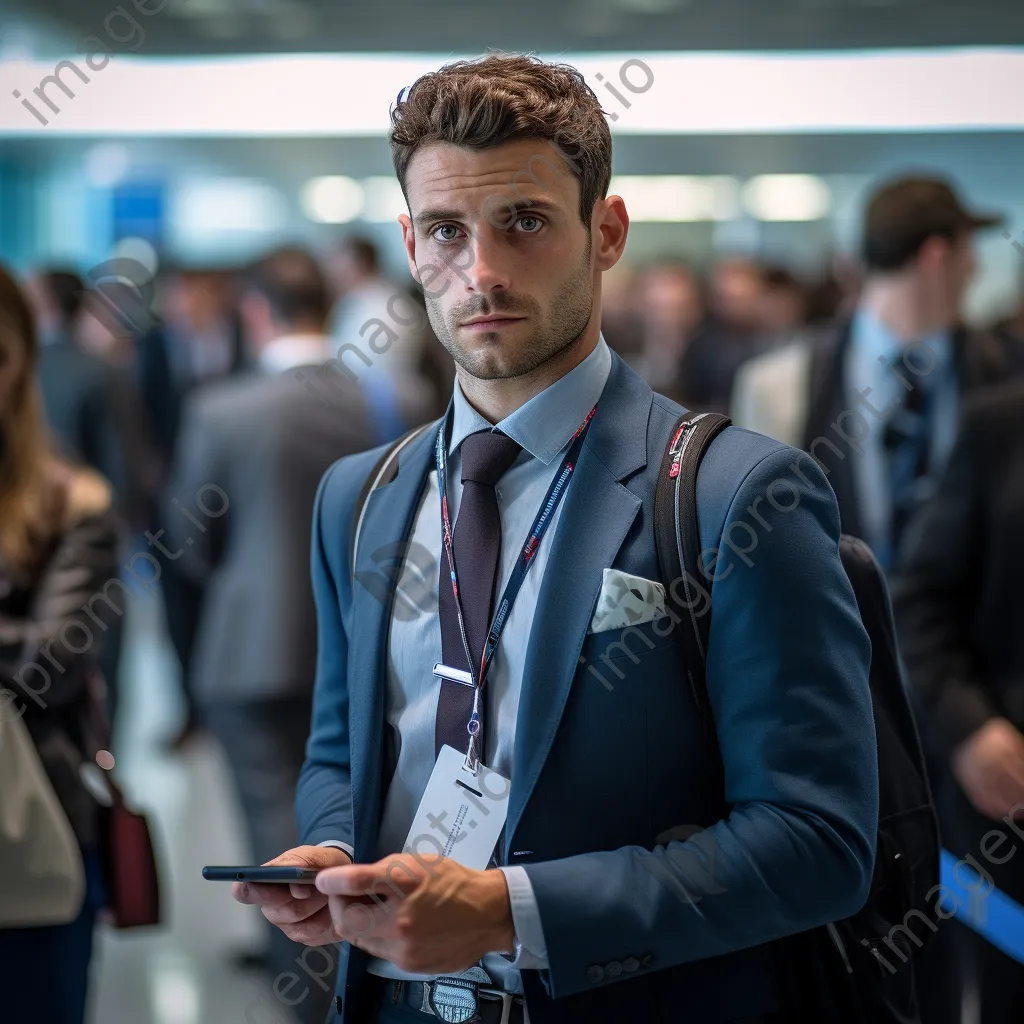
402, 744, 511, 870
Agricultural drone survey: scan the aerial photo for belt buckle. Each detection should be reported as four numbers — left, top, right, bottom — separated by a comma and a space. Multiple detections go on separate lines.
426, 966, 491, 1022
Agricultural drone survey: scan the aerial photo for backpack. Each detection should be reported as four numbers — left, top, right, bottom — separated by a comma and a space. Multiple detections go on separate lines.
655, 409, 941, 1024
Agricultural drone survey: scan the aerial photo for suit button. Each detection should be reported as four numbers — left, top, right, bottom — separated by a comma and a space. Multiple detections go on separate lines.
587, 965, 605, 984
640, 953, 653, 969
622, 957, 639, 973
606, 961, 622, 978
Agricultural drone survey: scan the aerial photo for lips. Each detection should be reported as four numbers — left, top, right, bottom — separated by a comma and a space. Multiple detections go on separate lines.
460, 316, 525, 328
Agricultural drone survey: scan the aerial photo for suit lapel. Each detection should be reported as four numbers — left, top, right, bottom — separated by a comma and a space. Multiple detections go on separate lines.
505, 354, 651, 852
347, 424, 437, 859
803, 320, 864, 541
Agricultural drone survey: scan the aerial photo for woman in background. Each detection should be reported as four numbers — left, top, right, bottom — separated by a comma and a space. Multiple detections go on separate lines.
0, 262, 122, 1023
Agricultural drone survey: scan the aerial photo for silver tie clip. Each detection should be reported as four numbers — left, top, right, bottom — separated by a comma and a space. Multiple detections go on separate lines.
433, 663, 474, 688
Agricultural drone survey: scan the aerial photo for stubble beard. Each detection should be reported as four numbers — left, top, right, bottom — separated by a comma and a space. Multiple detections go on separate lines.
421, 240, 595, 382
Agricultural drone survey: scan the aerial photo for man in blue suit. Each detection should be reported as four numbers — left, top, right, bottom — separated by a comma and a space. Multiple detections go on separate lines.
235, 52, 878, 1024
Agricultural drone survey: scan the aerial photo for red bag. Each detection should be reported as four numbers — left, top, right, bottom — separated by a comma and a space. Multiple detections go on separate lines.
96, 776, 162, 929
86, 671, 162, 929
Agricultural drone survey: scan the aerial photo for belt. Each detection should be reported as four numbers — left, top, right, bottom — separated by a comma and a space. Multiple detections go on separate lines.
371, 970, 527, 1024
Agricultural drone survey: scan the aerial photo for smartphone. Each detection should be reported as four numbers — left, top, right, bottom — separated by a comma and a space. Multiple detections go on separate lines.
202, 865, 321, 884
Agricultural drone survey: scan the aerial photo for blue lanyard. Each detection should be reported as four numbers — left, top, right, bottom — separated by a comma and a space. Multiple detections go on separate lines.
435, 401, 597, 705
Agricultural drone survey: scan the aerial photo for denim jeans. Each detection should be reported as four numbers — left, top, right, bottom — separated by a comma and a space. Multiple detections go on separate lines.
0, 846, 106, 1024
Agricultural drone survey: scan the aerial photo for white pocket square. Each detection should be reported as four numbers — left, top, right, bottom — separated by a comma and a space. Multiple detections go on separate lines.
588, 569, 667, 633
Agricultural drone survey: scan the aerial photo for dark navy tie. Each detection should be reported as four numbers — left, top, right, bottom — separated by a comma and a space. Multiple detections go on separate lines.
882, 359, 932, 567
435, 429, 522, 761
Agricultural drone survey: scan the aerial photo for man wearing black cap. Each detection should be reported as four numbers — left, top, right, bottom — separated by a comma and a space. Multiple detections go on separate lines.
734, 179, 1024, 1023
732, 174, 1024, 573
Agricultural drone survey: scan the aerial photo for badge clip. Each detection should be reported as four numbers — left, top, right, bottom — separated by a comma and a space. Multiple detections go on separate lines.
433, 663, 474, 688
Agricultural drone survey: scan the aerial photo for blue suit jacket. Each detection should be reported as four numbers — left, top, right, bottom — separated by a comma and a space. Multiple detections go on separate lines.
297, 352, 878, 1023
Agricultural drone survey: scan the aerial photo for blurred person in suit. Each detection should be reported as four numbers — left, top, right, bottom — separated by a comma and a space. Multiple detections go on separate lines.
624, 261, 705, 403
166, 246, 375, 1021
25, 268, 155, 728
0, 261, 122, 1024
734, 178, 1024, 1024
27, 268, 154, 524
892, 379, 1024, 1024
804, 254, 863, 327
731, 176, 1024, 573
755, 266, 807, 342
327, 234, 437, 441
675, 257, 775, 414
138, 266, 246, 466
137, 266, 247, 750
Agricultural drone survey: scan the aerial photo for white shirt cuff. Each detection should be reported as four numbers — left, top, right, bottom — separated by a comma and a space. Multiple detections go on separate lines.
317, 840, 355, 860
496, 865, 550, 969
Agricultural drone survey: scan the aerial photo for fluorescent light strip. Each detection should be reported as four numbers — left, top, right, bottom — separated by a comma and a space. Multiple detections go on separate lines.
2, 49, 1024, 136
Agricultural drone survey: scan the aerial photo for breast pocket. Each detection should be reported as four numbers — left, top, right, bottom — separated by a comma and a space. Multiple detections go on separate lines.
580, 614, 678, 685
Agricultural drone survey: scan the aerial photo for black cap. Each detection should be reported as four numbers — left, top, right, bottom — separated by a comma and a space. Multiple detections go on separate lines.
862, 176, 1004, 272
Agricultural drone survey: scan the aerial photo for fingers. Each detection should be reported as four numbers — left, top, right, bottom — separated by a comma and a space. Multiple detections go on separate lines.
267, 845, 352, 870
316, 865, 378, 897
233, 880, 305, 909
266, 904, 336, 946
231, 846, 352, 907
316, 855, 427, 898
964, 767, 1024, 821
232, 881, 257, 905
1002, 756, 1024, 800
327, 895, 393, 950
262, 891, 330, 927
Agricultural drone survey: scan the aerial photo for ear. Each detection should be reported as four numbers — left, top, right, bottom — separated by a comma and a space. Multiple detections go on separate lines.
398, 213, 418, 282
592, 195, 630, 273
916, 235, 952, 272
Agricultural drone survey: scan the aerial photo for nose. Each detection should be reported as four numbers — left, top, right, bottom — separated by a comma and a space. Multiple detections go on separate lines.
462, 234, 511, 294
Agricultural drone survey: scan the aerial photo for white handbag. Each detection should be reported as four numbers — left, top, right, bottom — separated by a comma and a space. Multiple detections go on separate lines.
0, 703, 85, 927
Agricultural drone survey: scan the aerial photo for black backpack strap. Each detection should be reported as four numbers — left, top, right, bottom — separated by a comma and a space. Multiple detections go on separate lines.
349, 423, 432, 587
653, 410, 731, 759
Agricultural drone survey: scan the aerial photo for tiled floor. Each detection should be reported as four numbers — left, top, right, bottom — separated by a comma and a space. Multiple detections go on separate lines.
88, 592, 301, 1024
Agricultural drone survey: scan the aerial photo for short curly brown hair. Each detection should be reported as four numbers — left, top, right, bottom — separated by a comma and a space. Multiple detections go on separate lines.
389, 52, 613, 227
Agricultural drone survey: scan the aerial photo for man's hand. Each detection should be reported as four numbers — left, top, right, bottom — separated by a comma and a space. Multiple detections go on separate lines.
315, 854, 514, 975
232, 845, 352, 946
954, 717, 1024, 821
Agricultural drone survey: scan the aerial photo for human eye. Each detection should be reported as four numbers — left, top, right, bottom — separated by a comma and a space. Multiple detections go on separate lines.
516, 214, 544, 233
431, 223, 462, 243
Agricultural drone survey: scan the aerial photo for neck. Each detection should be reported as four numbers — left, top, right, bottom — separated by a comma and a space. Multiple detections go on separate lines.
455, 323, 600, 424
860, 276, 949, 343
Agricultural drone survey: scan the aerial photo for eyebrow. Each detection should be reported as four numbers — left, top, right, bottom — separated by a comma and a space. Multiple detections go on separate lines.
413, 196, 563, 228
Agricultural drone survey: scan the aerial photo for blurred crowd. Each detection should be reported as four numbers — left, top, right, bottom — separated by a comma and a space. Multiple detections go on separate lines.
4, 170, 1024, 1023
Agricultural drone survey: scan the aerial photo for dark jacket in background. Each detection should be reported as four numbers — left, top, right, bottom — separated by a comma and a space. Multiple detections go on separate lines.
675, 318, 778, 415
37, 338, 156, 528
165, 361, 375, 705
800, 321, 1024, 543
135, 313, 247, 474
891, 379, 1024, 757
0, 503, 123, 848
890, 377, 1024, 1024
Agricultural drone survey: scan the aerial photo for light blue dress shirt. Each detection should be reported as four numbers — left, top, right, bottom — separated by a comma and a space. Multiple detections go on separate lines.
327, 334, 612, 994
843, 305, 959, 566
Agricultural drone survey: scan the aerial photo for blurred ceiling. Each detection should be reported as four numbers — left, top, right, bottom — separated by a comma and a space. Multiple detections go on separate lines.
4, 0, 1024, 54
